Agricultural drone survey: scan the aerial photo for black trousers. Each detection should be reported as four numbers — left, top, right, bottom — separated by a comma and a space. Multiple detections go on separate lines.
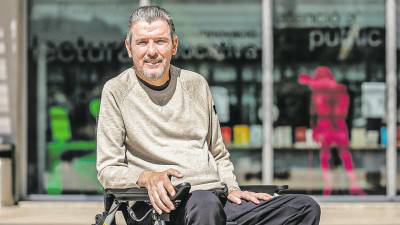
169, 190, 321, 225
128, 190, 320, 225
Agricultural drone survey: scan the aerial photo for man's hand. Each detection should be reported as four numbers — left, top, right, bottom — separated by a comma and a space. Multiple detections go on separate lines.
137, 169, 183, 214
227, 190, 273, 205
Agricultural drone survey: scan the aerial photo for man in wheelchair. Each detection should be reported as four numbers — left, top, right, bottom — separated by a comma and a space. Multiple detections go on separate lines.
96, 5, 320, 225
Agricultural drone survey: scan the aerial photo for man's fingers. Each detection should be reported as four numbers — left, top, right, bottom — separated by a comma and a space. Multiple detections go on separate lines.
166, 169, 183, 178
228, 191, 272, 206
242, 191, 260, 204
148, 193, 162, 214
148, 183, 170, 214
162, 169, 183, 197
164, 179, 176, 197
228, 194, 242, 204
157, 183, 175, 210
257, 193, 273, 201
153, 191, 171, 213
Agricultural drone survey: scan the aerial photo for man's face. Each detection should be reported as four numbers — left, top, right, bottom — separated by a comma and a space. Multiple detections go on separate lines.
125, 19, 178, 81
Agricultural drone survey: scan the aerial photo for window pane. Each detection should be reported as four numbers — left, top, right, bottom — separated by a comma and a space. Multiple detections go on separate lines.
28, 0, 138, 194
158, 0, 264, 185
273, 0, 386, 195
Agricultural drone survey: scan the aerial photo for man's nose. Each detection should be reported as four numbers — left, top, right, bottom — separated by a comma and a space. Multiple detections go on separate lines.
147, 41, 157, 57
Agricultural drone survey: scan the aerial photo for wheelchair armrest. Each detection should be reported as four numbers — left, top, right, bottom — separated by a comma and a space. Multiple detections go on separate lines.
105, 188, 149, 201
105, 182, 191, 202
106, 184, 288, 201
239, 185, 288, 195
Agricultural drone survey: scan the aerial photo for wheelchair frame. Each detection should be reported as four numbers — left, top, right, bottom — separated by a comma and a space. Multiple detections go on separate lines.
94, 184, 288, 225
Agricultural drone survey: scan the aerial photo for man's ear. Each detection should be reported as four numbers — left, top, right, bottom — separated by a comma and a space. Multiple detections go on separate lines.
125, 39, 132, 58
172, 35, 179, 56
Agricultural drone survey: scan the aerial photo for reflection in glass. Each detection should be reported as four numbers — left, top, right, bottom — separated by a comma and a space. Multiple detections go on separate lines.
273, 0, 386, 195
28, 0, 138, 194
299, 66, 365, 195
160, 0, 263, 185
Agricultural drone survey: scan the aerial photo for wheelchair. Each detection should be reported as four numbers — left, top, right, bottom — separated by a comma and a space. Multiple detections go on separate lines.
93, 183, 288, 225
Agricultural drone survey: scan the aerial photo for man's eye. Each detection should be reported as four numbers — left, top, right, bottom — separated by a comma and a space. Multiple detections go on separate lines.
156, 40, 166, 44
137, 41, 147, 46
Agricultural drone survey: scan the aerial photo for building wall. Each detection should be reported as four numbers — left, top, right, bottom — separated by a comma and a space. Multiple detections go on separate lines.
0, 0, 27, 201
0, 0, 399, 200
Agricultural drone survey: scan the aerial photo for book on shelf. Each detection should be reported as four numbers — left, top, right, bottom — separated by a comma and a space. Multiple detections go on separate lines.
221, 126, 231, 145
380, 127, 387, 146
351, 128, 366, 148
365, 130, 379, 147
273, 126, 292, 147
250, 124, 263, 147
233, 124, 250, 145
295, 127, 307, 143
306, 129, 320, 148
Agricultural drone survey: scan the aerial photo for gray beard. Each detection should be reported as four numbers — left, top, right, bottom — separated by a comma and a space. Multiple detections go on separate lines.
143, 67, 165, 80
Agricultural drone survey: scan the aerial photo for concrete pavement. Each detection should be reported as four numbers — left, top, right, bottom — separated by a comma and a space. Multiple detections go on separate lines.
1, 201, 400, 225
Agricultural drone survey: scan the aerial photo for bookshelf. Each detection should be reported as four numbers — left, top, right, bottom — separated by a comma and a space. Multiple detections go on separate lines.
227, 145, 387, 151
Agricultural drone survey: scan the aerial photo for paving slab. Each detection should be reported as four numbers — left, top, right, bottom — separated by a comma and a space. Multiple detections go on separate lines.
1, 201, 400, 225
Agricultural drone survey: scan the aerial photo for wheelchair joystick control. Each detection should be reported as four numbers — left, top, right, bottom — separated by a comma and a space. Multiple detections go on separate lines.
170, 182, 191, 202
154, 183, 191, 223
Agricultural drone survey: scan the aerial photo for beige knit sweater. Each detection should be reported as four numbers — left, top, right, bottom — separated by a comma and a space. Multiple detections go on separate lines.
96, 65, 239, 192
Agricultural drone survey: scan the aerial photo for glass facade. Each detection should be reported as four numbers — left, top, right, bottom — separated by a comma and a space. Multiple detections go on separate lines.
25, 0, 399, 198
158, 0, 264, 186
273, 0, 386, 195
28, 0, 138, 194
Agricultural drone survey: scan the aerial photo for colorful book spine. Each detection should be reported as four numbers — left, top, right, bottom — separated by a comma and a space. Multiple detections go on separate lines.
380, 127, 387, 146
351, 128, 366, 148
233, 125, 250, 145
306, 129, 319, 148
273, 126, 292, 147
250, 124, 263, 147
366, 130, 379, 147
221, 126, 232, 145
295, 127, 307, 143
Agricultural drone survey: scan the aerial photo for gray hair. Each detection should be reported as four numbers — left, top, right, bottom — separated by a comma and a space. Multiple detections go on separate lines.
127, 6, 176, 43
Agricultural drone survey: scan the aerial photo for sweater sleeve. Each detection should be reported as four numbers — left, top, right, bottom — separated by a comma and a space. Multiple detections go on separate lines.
96, 82, 144, 189
205, 82, 240, 193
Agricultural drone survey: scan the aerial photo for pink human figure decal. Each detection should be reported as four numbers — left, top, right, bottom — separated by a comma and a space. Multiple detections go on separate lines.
298, 66, 365, 195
